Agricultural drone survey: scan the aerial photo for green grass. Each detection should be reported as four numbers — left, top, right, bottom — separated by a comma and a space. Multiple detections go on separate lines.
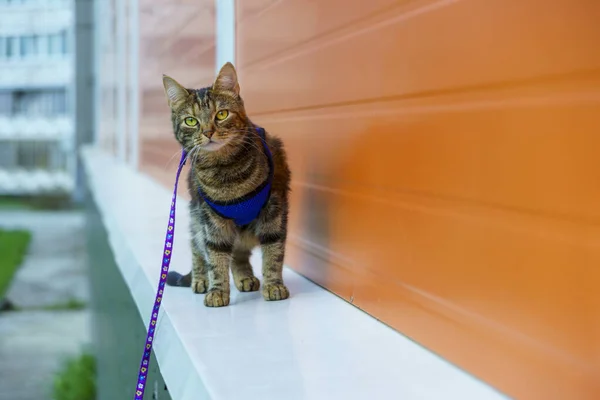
52, 352, 96, 400
42, 299, 87, 311
0, 197, 34, 210
7, 298, 88, 313
0, 229, 32, 299
0, 195, 79, 211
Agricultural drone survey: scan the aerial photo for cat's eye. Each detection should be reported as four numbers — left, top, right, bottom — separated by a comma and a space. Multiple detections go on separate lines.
184, 117, 198, 126
215, 110, 229, 121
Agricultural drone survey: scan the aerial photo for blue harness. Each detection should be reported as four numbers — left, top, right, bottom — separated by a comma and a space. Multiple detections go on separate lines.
198, 127, 273, 226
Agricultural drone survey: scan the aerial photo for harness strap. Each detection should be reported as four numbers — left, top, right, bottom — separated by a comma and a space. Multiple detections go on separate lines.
198, 127, 274, 226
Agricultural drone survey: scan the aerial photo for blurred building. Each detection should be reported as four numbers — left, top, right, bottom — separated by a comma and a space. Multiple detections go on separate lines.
0, 0, 74, 195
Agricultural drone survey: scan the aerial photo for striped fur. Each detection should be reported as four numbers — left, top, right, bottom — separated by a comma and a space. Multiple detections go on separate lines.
163, 63, 291, 307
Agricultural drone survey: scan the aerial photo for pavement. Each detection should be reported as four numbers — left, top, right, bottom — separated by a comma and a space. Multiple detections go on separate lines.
0, 210, 91, 400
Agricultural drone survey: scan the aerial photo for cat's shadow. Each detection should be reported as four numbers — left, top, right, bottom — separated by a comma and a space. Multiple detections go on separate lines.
229, 289, 262, 305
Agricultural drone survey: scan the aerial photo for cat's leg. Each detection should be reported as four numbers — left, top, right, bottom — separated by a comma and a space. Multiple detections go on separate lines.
257, 196, 289, 301
189, 215, 208, 293
200, 206, 236, 307
191, 245, 208, 293
231, 233, 260, 292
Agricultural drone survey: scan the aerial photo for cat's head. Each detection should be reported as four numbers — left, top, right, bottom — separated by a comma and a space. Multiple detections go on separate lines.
162, 62, 249, 153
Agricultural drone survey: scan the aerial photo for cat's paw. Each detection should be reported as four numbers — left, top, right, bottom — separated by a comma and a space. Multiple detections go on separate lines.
191, 278, 208, 294
204, 290, 230, 307
262, 283, 289, 301
235, 276, 260, 292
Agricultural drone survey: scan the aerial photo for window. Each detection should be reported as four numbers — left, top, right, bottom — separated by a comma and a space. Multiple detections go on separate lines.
6, 37, 17, 58
0, 32, 69, 59
0, 92, 12, 115
0, 140, 63, 171
60, 30, 67, 54
48, 31, 68, 56
11, 89, 68, 116
48, 34, 58, 55
16, 141, 59, 170
20, 35, 38, 57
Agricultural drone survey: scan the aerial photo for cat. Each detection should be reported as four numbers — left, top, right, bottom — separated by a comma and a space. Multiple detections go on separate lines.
163, 62, 291, 307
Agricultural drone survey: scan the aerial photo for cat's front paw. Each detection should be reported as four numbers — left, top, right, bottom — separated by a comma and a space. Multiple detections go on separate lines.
204, 290, 230, 307
236, 276, 260, 292
191, 278, 208, 294
262, 283, 289, 301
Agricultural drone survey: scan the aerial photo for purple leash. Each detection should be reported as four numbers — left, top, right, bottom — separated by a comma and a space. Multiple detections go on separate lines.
134, 149, 187, 400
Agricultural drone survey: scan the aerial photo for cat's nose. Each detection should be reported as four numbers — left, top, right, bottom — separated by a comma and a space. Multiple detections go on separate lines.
201, 130, 214, 139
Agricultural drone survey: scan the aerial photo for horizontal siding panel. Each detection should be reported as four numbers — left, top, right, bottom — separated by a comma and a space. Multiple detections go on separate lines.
239, 0, 600, 114
256, 91, 600, 221
237, 0, 282, 23
237, 0, 401, 66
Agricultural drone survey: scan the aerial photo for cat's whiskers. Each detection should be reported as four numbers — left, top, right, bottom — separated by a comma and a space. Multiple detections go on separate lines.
238, 139, 267, 155
164, 149, 184, 170
189, 145, 201, 168
225, 128, 267, 154
207, 129, 265, 158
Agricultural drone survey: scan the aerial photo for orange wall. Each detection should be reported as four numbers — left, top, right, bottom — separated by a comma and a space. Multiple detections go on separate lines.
237, 1, 600, 399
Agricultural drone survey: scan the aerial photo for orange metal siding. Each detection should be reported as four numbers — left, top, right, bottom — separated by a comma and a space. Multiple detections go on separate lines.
237, 1, 600, 399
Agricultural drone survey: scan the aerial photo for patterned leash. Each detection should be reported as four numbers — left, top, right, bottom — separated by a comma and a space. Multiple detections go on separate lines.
134, 149, 187, 400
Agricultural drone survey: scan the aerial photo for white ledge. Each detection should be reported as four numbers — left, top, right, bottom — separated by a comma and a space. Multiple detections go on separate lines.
82, 146, 508, 400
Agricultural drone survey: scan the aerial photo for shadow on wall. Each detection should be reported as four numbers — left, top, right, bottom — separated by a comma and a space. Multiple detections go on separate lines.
284, 124, 392, 304
284, 119, 424, 310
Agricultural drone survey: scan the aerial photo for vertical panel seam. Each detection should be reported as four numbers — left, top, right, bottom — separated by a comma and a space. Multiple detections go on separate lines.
215, 0, 236, 73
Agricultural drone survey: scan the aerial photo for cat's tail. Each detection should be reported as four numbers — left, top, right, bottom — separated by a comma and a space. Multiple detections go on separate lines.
166, 271, 192, 287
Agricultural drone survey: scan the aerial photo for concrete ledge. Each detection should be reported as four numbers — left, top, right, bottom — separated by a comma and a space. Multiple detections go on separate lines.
82, 146, 508, 400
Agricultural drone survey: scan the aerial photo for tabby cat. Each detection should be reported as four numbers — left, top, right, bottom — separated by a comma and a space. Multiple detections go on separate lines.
163, 62, 291, 307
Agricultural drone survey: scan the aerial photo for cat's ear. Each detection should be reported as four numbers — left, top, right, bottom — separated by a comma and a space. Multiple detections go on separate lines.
213, 62, 240, 95
162, 75, 189, 108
